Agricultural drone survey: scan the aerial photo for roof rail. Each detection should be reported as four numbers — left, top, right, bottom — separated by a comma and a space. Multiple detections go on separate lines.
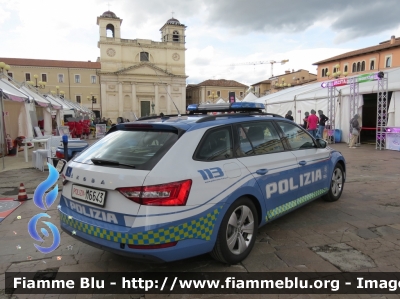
137, 114, 191, 121
195, 112, 283, 123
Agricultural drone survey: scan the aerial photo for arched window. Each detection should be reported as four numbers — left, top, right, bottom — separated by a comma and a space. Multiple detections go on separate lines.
140, 52, 149, 62
173, 30, 179, 42
386, 56, 392, 67
322, 69, 325, 77
361, 61, 365, 71
344, 65, 348, 72
352, 63, 356, 72
370, 60, 375, 70
325, 68, 328, 76
357, 62, 361, 72
106, 24, 115, 38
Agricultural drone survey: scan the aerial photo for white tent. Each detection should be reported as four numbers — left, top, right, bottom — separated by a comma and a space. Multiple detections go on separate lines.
216, 98, 226, 104
256, 67, 400, 143
242, 92, 258, 102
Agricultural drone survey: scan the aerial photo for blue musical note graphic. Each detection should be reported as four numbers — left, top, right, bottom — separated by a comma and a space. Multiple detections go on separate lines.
28, 163, 61, 254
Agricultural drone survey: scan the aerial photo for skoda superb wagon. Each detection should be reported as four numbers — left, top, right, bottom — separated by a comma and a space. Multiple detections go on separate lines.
59, 102, 346, 264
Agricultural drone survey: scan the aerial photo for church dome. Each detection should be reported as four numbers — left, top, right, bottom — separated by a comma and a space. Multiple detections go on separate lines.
166, 18, 181, 25
101, 10, 118, 18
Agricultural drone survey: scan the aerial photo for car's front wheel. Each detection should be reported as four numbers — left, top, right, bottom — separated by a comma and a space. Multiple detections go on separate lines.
323, 163, 345, 202
211, 197, 258, 264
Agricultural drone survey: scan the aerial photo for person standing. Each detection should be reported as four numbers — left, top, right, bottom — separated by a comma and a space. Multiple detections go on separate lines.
349, 114, 361, 148
307, 110, 319, 138
303, 112, 309, 129
285, 110, 294, 121
316, 110, 329, 139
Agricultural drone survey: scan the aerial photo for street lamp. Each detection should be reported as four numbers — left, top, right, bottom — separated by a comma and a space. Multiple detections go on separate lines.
87, 93, 96, 112
51, 86, 65, 98
28, 74, 46, 89
0, 62, 11, 75
208, 92, 218, 103
151, 101, 155, 115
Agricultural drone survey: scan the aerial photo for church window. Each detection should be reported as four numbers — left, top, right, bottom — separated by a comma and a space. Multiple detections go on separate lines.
173, 30, 179, 42
140, 52, 149, 62
106, 24, 115, 38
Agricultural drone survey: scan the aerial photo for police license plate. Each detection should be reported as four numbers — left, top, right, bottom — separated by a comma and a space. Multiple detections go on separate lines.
71, 184, 107, 207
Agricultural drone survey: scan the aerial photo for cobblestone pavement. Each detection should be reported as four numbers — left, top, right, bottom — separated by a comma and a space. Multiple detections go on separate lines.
1, 143, 400, 299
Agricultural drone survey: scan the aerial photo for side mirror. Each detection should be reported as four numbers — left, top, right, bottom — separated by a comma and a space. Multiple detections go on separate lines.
316, 139, 327, 148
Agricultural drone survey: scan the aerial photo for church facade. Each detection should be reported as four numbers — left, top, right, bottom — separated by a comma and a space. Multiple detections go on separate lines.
97, 11, 187, 121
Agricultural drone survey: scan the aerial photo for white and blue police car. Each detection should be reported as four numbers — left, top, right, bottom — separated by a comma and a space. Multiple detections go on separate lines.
59, 102, 346, 264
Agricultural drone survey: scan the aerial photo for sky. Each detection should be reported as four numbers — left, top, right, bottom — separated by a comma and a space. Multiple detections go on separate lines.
1, 0, 400, 87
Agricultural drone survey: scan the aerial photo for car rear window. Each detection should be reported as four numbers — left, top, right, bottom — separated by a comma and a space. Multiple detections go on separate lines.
73, 130, 178, 170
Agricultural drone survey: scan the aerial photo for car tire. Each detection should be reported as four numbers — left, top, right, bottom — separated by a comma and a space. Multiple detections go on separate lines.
211, 197, 258, 264
323, 163, 345, 202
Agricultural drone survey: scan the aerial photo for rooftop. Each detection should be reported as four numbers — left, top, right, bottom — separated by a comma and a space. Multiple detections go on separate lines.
196, 79, 248, 88
0, 58, 101, 69
313, 35, 400, 65
100, 10, 119, 19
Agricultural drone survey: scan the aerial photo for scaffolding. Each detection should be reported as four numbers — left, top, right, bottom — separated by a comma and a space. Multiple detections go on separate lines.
326, 82, 336, 143
376, 74, 388, 150
324, 71, 388, 149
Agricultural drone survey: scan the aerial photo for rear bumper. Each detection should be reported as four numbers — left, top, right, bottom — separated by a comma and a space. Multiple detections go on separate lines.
59, 203, 223, 262
60, 226, 164, 263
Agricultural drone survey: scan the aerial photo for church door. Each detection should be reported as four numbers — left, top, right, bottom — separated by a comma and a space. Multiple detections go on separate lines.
140, 101, 150, 117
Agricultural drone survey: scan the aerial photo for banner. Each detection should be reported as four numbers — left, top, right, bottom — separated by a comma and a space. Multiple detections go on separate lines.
95, 124, 106, 138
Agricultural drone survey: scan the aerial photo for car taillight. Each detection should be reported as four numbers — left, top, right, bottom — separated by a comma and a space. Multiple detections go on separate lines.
56, 151, 64, 159
128, 241, 178, 249
117, 180, 192, 206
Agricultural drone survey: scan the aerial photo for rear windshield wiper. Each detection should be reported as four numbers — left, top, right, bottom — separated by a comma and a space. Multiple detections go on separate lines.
91, 158, 136, 168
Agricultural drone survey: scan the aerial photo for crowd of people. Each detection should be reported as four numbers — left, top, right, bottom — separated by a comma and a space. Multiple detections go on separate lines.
285, 109, 328, 139
285, 109, 361, 147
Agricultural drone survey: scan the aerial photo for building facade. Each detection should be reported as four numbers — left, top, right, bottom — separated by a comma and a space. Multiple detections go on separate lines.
186, 79, 248, 104
97, 11, 187, 120
313, 35, 400, 81
250, 69, 317, 97
0, 58, 101, 115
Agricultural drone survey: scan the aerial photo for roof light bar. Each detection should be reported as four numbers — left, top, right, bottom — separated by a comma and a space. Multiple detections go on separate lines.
187, 102, 265, 113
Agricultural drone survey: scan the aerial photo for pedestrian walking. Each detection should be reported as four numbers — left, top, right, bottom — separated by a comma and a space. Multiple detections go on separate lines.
316, 110, 329, 139
303, 112, 309, 129
307, 110, 319, 138
349, 114, 361, 148
285, 110, 294, 121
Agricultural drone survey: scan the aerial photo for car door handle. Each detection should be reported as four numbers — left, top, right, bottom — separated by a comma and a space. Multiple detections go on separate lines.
299, 160, 307, 166
256, 169, 268, 175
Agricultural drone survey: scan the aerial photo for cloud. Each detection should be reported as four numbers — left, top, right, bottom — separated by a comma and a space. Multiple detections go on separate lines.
201, 0, 400, 42
332, 1, 400, 43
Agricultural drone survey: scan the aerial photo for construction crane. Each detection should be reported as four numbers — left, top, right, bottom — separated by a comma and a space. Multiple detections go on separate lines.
230, 59, 289, 78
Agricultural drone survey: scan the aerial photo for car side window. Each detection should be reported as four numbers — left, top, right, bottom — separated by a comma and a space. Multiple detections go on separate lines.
276, 121, 317, 150
236, 122, 285, 157
194, 127, 233, 161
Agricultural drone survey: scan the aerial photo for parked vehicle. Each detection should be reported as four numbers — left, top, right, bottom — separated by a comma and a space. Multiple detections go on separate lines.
59, 102, 346, 264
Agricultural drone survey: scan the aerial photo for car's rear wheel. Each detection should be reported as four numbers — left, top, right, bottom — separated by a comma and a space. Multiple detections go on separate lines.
323, 163, 345, 202
211, 197, 258, 264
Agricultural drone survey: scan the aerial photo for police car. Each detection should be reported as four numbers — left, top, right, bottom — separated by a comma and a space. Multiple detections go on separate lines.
59, 102, 346, 264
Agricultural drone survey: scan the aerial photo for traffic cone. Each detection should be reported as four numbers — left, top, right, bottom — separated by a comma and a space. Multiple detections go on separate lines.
16, 183, 30, 201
